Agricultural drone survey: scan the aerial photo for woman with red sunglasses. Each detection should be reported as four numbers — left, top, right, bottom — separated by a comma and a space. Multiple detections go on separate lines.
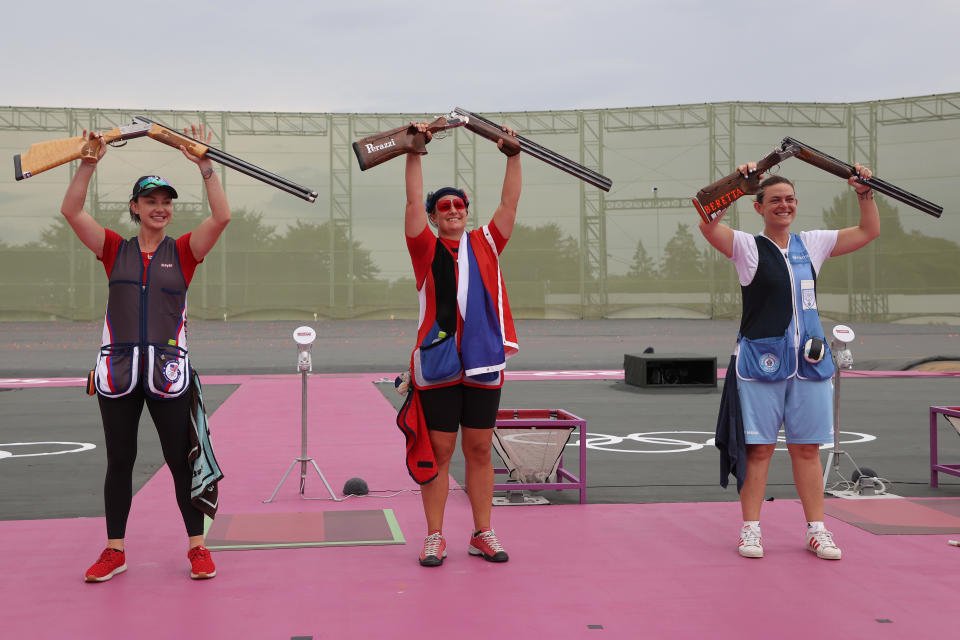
401, 121, 522, 567
60, 125, 230, 582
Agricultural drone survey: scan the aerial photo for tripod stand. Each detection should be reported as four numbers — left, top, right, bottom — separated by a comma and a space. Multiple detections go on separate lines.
822, 325, 872, 493
263, 326, 343, 503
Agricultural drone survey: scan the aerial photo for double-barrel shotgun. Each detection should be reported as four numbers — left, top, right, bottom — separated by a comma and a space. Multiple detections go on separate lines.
692, 137, 942, 223
14, 116, 319, 203
352, 107, 612, 192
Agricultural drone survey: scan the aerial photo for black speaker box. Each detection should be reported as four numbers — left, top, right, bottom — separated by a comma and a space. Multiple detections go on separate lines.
623, 353, 717, 388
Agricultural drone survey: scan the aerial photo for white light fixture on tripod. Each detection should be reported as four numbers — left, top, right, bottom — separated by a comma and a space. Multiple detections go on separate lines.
263, 326, 343, 503
822, 324, 884, 496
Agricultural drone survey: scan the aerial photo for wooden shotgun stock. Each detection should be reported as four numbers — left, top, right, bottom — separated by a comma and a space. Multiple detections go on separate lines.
352, 108, 611, 192
692, 137, 943, 222
15, 121, 208, 181
691, 146, 798, 224
351, 114, 468, 171
14, 117, 318, 202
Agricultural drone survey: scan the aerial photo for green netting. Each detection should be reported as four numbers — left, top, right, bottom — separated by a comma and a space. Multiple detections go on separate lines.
1, 98, 957, 322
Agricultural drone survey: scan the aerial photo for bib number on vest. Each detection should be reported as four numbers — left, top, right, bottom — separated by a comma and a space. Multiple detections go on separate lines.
800, 279, 817, 310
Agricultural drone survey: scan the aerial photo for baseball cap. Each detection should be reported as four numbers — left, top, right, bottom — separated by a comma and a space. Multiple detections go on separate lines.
130, 175, 179, 200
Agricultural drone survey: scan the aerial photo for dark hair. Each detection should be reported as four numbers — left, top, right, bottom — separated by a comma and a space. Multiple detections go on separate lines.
756, 175, 795, 203
129, 204, 141, 225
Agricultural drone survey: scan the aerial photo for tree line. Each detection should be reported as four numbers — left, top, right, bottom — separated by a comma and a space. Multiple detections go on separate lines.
5, 193, 956, 319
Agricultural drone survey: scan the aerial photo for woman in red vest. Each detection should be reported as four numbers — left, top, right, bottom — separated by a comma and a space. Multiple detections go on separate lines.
60, 125, 230, 582
403, 121, 521, 567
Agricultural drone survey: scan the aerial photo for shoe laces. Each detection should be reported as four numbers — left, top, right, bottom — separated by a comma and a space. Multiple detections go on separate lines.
97, 548, 122, 563
809, 529, 837, 549
740, 527, 761, 546
422, 532, 444, 556
476, 530, 504, 552
188, 546, 210, 562
89, 549, 122, 574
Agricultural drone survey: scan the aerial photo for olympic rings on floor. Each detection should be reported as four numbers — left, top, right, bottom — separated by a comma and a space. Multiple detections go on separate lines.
497, 430, 878, 454
0, 441, 96, 459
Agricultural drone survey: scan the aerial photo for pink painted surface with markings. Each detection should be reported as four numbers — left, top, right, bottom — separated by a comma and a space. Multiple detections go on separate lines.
1, 372, 959, 638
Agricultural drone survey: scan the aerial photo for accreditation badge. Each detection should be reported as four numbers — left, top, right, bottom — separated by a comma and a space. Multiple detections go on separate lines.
801, 279, 817, 310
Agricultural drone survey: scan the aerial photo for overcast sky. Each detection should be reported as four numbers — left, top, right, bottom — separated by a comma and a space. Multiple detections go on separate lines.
3, 0, 958, 114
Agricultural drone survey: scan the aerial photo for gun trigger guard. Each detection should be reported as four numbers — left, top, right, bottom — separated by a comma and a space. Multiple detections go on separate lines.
107, 139, 128, 148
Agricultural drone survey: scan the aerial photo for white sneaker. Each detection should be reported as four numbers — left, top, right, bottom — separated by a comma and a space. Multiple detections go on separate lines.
738, 526, 763, 558
806, 528, 842, 560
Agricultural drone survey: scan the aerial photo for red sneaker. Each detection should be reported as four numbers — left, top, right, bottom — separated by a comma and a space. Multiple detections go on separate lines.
85, 548, 127, 582
468, 528, 509, 562
188, 545, 217, 579
418, 532, 447, 567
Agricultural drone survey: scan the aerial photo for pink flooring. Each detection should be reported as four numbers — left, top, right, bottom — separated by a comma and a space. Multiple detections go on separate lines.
2, 373, 960, 639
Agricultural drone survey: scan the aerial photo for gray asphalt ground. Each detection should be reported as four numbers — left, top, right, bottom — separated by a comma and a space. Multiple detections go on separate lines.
2, 319, 959, 522
0, 385, 235, 521
377, 377, 960, 505
3, 318, 960, 376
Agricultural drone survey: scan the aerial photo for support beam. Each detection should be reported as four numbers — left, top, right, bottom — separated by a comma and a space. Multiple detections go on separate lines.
847, 102, 885, 320
707, 104, 740, 318
605, 197, 689, 210
453, 127, 477, 230
329, 114, 354, 312
579, 110, 606, 316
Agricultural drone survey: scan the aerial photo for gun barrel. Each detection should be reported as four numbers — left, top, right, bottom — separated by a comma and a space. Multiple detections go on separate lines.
135, 117, 318, 203
454, 108, 612, 192
206, 148, 318, 202
858, 176, 943, 218
782, 137, 942, 218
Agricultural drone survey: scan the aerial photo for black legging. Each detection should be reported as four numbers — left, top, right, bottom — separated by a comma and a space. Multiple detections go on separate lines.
97, 385, 203, 538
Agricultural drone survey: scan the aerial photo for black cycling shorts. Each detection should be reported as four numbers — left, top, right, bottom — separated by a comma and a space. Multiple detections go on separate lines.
419, 384, 502, 432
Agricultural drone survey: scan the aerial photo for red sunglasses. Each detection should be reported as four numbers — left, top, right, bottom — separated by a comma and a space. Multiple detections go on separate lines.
434, 197, 466, 213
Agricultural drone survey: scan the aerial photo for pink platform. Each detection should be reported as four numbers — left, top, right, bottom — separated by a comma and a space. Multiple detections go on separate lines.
2, 372, 959, 639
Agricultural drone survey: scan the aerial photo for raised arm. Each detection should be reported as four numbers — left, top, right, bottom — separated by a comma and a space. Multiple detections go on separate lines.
404, 122, 431, 238
491, 127, 522, 239
183, 124, 231, 261
699, 210, 735, 258
698, 163, 756, 258
60, 131, 108, 258
830, 163, 880, 257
